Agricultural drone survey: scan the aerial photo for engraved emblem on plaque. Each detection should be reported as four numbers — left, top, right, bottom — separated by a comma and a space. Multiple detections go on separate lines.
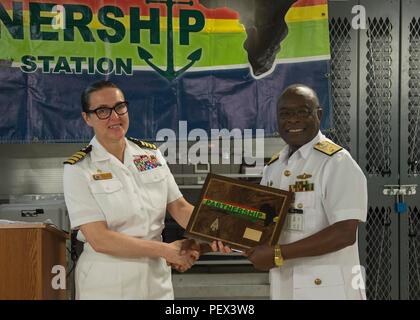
210, 218, 219, 232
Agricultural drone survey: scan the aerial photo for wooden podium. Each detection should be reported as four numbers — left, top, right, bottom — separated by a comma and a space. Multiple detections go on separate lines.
0, 224, 69, 300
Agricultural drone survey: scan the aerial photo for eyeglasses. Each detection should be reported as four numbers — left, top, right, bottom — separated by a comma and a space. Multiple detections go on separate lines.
86, 101, 129, 120
278, 107, 320, 119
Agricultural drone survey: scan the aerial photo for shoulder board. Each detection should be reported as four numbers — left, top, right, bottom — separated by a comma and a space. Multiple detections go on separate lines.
63, 145, 92, 165
127, 137, 157, 150
266, 153, 280, 166
314, 140, 343, 156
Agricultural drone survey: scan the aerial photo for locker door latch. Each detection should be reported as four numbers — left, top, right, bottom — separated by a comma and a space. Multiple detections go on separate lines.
383, 185, 417, 214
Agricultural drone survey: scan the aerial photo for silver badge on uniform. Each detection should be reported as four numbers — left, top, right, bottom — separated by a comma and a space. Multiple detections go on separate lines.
285, 208, 304, 231
285, 214, 304, 231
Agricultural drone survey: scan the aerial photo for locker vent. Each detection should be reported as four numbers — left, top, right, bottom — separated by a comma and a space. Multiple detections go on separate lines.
365, 18, 393, 177
327, 18, 352, 152
365, 206, 393, 300
408, 18, 420, 176
409, 206, 420, 299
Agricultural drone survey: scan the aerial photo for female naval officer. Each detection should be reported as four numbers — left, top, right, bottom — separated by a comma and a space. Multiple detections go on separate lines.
63, 80, 229, 299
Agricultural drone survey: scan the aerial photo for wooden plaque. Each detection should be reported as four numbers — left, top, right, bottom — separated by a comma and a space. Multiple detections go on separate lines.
185, 173, 293, 250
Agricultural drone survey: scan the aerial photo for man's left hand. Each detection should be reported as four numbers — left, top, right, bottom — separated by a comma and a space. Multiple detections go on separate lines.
245, 244, 275, 271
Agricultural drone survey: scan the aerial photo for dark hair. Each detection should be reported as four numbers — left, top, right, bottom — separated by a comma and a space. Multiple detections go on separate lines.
81, 80, 120, 112
277, 84, 320, 111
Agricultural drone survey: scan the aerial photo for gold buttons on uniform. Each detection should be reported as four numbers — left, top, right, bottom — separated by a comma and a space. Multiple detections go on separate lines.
284, 170, 291, 177
314, 278, 322, 285
297, 203, 303, 209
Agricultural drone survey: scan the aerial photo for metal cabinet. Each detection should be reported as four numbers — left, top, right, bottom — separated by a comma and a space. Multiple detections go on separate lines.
328, 0, 420, 300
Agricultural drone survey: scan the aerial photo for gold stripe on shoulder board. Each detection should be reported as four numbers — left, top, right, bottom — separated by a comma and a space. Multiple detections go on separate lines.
63, 145, 92, 165
267, 153, 280, 166
313, 141, 343, 156
68, 156, 82, 162
128, 137, 157, 150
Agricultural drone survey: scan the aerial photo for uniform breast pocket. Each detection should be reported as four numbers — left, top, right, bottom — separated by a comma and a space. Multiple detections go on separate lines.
294, 191, 315, 210
294, 191, 322, 231
90, 179, 123, 194
89, 179, 126, 219
137, 168, 168, 209
293, 265, 346, 300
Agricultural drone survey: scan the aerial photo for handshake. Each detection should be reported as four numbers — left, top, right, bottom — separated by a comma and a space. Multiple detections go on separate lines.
166, 239, 277, 272
165, 239, 232, 272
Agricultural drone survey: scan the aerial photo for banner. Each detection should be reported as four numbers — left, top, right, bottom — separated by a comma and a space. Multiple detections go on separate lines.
0, 0, 331, 142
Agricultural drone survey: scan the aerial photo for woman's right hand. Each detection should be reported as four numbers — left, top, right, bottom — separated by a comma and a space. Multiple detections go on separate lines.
164, 240, 197, 272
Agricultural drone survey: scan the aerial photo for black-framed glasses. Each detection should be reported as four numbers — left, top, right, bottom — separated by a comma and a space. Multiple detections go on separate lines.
278, 107, 321, 120
86, 101, 129, 120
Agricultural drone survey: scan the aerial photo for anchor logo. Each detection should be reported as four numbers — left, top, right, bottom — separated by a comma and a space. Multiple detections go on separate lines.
138, 0, 203, 81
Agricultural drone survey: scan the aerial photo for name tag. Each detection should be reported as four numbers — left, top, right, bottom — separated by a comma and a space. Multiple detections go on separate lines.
285, 214, 304, 231
92, 172, 113, 180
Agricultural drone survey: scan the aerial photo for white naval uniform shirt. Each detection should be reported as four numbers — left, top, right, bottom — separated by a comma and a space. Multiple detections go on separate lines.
261, 132, 367, 300
63, 136, 183, 299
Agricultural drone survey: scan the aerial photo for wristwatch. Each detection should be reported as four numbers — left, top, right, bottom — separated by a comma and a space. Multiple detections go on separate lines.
274, 244, 283, 267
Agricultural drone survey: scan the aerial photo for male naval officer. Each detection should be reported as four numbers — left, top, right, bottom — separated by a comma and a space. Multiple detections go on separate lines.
246, 84, 368, 300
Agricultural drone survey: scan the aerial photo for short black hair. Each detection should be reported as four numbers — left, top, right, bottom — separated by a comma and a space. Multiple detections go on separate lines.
277, 84, 320, 111
81, 80, 119, 112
